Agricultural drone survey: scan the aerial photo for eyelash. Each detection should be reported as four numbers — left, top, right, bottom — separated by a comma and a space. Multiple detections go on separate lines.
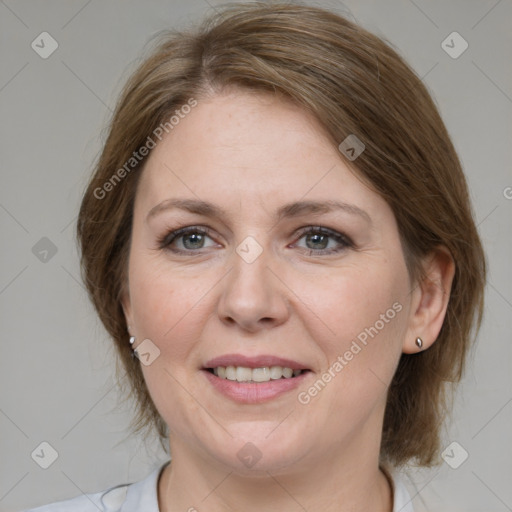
157, 225, 354, 256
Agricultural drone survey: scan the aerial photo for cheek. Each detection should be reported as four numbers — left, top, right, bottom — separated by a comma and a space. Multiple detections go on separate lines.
296, 267, 407, 433
303, 261, 407, 355
128, 260, 210, 430
297, 262, 409, 424
128, 251, 225, 372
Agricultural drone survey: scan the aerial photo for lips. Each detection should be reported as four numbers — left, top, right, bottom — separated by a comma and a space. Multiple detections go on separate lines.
202, 354, 312, 403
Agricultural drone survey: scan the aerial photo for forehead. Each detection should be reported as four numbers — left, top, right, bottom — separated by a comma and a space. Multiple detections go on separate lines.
135, 91, 385, 219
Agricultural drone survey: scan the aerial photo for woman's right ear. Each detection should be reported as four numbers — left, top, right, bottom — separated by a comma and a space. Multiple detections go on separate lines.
121, 292, 133, 333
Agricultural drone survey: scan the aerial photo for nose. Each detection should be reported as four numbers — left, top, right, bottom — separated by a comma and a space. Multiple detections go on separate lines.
216, 245, 290, 333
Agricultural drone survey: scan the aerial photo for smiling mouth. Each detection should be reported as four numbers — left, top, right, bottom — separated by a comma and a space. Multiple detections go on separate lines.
204, 366, 311, 383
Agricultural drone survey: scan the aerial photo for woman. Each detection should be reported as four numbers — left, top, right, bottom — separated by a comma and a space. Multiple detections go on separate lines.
26, 2, 485, 511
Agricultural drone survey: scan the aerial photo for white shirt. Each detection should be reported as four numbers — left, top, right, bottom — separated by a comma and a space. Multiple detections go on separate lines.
24, 462, 414, 511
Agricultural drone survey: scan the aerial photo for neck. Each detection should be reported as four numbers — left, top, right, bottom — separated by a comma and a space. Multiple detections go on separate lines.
158, 438, 393, 512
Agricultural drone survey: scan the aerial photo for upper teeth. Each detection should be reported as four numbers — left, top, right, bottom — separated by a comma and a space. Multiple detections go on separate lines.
213, 366, 302, 382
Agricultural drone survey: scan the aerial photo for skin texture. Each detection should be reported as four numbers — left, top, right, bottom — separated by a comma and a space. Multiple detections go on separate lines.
122, 90, 455, 512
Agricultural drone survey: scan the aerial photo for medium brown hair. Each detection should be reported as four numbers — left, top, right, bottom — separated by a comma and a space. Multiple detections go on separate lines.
77, 2, 485, 467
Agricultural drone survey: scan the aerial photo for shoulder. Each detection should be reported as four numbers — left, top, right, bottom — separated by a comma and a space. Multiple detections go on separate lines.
23, 462, 169, 512
23, 486, 127, 511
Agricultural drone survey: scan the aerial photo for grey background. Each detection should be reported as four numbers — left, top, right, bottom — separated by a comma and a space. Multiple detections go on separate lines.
1, 0, 511, 511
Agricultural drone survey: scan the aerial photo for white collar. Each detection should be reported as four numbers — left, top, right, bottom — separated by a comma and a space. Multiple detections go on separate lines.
99, 463, 167, 511
391, 471, 415, 512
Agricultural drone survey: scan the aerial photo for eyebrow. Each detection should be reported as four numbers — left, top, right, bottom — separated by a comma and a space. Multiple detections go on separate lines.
146, 198, 371, 224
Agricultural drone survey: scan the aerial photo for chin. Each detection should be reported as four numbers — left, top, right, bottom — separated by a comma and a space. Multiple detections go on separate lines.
205, 426, 310, 474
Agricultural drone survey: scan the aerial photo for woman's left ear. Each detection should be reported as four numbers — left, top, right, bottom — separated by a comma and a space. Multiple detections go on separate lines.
402, 246, 455, 354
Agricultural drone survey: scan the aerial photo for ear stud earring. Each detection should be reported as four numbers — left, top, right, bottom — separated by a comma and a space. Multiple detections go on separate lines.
415, 337, 423, 349
129, 335, 137, 359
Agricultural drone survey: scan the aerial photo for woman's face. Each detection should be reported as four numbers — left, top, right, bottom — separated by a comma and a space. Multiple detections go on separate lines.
123, 90, 418, 473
